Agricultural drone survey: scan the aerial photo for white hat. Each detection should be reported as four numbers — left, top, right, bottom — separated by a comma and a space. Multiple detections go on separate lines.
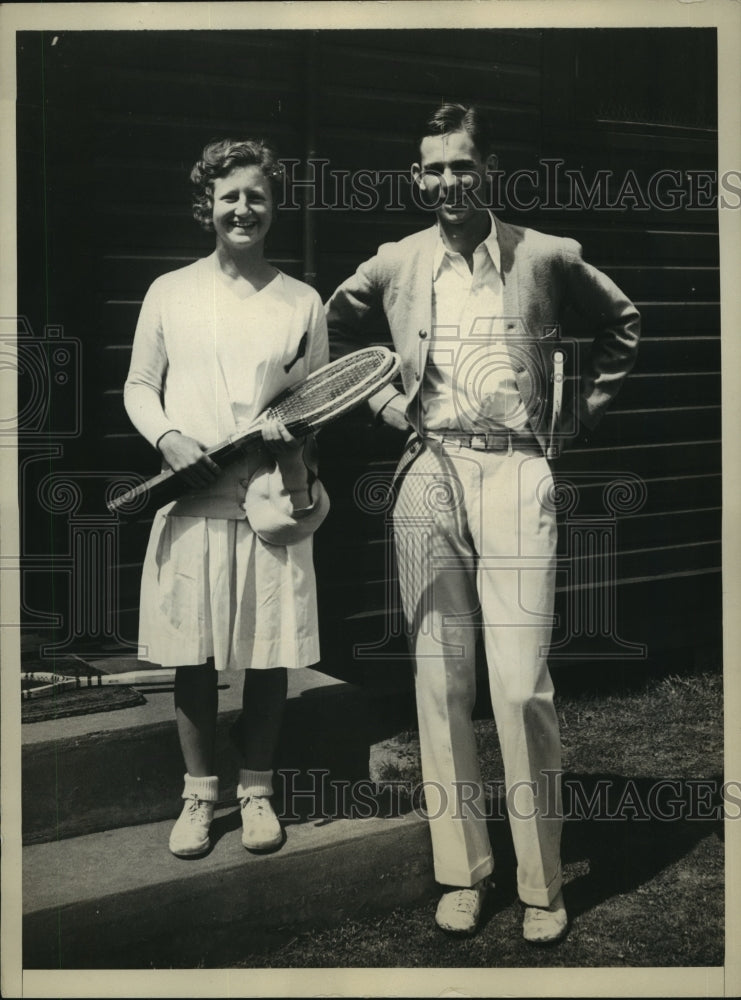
242, 462, 330, 546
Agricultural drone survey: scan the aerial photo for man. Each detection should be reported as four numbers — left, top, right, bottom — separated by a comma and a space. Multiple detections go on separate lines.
325, 104, 640, 941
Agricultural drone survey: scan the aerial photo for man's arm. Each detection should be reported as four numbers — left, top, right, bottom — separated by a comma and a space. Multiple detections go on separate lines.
325, 252, 404, 424
560, 239, 641, 433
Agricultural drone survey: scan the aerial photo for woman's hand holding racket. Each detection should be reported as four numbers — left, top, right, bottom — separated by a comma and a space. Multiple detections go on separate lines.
158, 430, 222, 489
260, 416, 304, 455
108, 347, 401, 518
261, 416, 312, 510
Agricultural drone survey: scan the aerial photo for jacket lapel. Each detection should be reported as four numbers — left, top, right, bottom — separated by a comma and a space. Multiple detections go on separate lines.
494, 216, 522, 333
494, 217, 550, 449
399, 228, 436, 404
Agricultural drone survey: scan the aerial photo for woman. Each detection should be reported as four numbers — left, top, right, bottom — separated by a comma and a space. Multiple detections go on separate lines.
124, 138, 329, 858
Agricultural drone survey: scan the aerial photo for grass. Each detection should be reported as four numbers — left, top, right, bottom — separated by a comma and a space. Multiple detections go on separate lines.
103, 664, 724, 971
229, 666, 725, 969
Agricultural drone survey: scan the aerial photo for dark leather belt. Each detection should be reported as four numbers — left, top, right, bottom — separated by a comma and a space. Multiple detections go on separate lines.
426, 430, 542, 454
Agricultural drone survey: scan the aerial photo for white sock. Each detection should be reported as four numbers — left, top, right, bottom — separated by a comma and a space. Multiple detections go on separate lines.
237, 768, 273, 800
182, 773, 219, 802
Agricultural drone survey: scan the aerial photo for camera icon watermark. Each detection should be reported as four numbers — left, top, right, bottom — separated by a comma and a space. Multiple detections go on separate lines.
416, 318, 580, 447
0, 316, 82, 439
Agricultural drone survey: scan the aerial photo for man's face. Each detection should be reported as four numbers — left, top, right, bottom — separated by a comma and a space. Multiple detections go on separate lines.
412, 130, 494, 227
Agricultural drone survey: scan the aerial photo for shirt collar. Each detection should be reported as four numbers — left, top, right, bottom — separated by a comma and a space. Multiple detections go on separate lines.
433, 211, 500, 278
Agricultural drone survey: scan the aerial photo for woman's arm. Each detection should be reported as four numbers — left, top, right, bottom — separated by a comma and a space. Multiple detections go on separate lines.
124, 280, 220, 487
306, 294, 330, 374
123, 281, 181, 449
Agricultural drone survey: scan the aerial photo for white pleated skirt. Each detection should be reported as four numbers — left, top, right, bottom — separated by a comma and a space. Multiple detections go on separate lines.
137, 511, 321, 671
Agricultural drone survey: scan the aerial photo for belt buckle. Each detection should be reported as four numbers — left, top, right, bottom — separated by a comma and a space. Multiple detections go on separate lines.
470, 434, 488, 451
431, 433, 459, 452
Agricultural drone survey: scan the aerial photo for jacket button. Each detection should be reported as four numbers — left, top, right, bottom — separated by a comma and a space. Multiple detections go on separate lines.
419, 329, 428, 339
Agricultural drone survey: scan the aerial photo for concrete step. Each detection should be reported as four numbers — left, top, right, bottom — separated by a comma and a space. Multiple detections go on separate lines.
22, 660, 416, 844
22, 804, 433, 969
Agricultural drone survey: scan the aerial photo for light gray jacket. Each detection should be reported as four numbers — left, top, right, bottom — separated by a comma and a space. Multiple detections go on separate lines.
325, 216, 640, 454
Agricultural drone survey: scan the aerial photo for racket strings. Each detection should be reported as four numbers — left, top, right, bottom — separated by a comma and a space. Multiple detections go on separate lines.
270, 353, 387, 423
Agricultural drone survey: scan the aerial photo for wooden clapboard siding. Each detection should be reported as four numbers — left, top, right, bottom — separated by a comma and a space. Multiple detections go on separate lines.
526, 27, 722, 666
16, 30, 310, 653
312, 29, 544, 306
16, 27, 722, 673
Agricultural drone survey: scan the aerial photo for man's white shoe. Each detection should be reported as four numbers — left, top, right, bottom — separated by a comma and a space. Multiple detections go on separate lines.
435, 879, 489, 934
523, 890, 568, 943
168, 796, 214, 857
240, 795, 283, 850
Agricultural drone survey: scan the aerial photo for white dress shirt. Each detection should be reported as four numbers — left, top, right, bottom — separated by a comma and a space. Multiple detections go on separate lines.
422, 214, 529, 433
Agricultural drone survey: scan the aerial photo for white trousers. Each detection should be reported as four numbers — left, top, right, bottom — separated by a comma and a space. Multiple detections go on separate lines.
393, 440, 563, 906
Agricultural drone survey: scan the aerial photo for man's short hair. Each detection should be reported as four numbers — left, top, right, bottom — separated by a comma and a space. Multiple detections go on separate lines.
190, 138, 284, 231
417, 103, 495, 158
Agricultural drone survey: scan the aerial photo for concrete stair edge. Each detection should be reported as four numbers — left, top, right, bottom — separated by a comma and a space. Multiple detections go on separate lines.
23, 809, 434, 969
22, 665, 416, 845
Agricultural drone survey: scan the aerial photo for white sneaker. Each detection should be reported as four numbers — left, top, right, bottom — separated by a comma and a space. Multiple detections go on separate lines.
240, 795, 282, 851
168, 795, 214, 858
523, 890, 568, 943
435, 879, 490, 934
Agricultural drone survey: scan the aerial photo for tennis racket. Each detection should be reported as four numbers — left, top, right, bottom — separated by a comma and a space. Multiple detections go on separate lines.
21, 668, 178, 700
107, 346, 401, 518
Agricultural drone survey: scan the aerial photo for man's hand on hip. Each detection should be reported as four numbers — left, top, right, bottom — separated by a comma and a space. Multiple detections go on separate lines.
377, 394, 409, 432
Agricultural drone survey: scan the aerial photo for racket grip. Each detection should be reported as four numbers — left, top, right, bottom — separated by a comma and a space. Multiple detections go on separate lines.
107, 471, 183, 518
106, 428, 266, 519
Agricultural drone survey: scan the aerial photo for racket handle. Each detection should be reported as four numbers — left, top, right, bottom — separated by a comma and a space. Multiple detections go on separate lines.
107, 427, 265, 517
106, 467, 183, 517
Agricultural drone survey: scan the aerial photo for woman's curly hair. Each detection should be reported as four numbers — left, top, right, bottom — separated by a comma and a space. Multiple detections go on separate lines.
190, 138, 285, 231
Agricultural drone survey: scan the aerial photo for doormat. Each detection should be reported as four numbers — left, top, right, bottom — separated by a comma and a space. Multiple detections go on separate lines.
21, 655, 146, 723
22, 685, 146, 723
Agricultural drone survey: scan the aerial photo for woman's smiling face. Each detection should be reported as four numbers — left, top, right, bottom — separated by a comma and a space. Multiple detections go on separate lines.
211, 165, 274, 252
